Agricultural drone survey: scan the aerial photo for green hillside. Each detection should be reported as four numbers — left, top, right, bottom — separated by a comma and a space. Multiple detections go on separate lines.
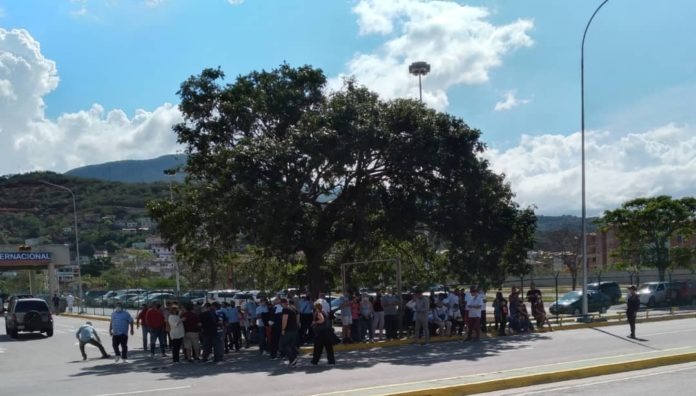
0, 172, 171, 255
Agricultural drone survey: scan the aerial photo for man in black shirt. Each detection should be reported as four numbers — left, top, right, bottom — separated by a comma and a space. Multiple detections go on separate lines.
626, 285, 640, 339
200, 303, 226, 362
280, 298, 299, 367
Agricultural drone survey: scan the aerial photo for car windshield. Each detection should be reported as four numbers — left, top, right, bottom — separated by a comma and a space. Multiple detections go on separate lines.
558, 291, 581, 303
639, 284, 656, 292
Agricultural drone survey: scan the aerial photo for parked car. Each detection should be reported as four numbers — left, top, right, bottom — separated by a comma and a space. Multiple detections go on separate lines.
84, 290, 108, 306
206, 290, 239, 304
178, 290, 207, 305
144, 293, 177, 306
637, 281, 681, 307
549, 290, 611, 316
5, 298, 53, 338
667, 280, 696, 306
232, 292, 255, 309
587, 281, 622, 304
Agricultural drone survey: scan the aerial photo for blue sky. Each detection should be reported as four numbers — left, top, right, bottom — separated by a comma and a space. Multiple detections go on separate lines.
1, 0, 695, 215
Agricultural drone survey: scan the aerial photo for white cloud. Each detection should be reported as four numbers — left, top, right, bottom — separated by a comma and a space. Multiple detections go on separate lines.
484, 123, 696, 215
494, 90, 530, 111
70, 0, 89, 17
0, 28, 182, 175
145, 0, 166, 7
330, 0, 534, 110
227, 0, 244, 5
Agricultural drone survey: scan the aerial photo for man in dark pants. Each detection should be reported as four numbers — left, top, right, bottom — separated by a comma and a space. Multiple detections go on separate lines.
298, 294, 314, 345
109, 303, 134, 363
269, 297, 283, 359
279, 298, 299, 367
626, 285, 640, 339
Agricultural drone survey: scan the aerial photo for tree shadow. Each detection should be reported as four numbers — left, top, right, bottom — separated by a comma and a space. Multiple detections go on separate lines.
69, 333, 551, 379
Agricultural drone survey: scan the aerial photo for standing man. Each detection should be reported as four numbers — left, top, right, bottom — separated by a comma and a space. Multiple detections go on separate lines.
76, 321, 110, 360
146, 303, 167, 357
280, 298, 299, 367
411, 289, 429, 345
465, 286, 483, 341
66, 293, 75, 313
298, 294, 314, 345
109, 302, 134, 363
382, 289, 399, 340
52, 294, 61, 315
626, 285, 640, 339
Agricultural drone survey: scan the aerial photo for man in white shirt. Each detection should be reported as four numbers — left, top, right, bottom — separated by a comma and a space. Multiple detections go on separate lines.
465, 286, 483, 341
66, 293, 75, 313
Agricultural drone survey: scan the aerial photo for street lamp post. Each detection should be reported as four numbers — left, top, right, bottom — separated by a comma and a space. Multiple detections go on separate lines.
40, 180, 83, 312
580, 0, 609, 320
409, 61, 431, 102
163, 168, 180, 293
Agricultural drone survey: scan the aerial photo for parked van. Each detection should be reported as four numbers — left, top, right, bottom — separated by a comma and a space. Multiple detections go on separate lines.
587, 281, 622, 304
206, 290, 239, 304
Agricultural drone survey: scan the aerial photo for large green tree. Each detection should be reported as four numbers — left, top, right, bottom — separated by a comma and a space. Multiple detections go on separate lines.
598, 196, 696, 281
151, 64, 534, 296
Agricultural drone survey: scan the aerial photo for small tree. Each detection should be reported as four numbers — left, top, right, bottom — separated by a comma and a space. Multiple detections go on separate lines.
599, 196, 696, 281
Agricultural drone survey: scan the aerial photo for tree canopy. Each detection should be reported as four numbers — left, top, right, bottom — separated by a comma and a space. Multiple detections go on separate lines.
598, 196, 696, 281
150, 64, 536, 295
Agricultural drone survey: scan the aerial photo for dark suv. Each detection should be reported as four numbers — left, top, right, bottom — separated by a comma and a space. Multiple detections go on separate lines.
5, 298, 54, 338
587, 281, 622, 304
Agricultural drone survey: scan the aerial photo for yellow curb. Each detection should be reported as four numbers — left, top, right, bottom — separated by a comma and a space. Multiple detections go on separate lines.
60, 313, 111, 322
386, 351, 696, 396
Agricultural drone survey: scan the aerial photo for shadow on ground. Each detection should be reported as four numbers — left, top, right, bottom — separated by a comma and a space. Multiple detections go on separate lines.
69, 332, 551, 379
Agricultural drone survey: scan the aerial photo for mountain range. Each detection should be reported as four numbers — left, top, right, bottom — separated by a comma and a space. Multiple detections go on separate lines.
65, 154, 186, 183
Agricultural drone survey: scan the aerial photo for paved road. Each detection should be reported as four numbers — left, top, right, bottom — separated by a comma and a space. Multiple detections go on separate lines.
477, 361, 696, 396
1, 315, 695, 396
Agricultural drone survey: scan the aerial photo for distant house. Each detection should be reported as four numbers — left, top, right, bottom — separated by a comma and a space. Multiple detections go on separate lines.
131, 242, 148, 249
93, 250, 109, 258
62, 227, 72, 235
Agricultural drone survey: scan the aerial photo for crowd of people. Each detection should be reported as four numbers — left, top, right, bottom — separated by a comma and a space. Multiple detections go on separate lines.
76, 285, 557, 365
88, 294, 336, 367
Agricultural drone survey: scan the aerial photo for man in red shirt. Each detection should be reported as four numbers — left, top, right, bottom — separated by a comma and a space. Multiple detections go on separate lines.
181, 304, 201, 361
145, 303, 167, 357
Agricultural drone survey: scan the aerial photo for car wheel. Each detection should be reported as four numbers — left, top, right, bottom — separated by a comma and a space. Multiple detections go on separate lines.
648, 297, 656, 308
10, 328, 18, 338
573, 308, 581, 316
46, 328, 53, 337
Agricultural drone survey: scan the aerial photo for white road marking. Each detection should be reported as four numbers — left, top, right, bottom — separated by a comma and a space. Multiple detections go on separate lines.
0, 347, 6, 353
94, 386, 191, 396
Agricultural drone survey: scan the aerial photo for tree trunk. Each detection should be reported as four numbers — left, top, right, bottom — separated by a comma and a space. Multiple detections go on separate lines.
658, 266, 666, 282
305, 249, 327, 299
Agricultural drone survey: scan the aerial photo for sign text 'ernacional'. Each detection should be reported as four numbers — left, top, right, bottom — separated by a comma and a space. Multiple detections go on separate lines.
0, 252, 52, 261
